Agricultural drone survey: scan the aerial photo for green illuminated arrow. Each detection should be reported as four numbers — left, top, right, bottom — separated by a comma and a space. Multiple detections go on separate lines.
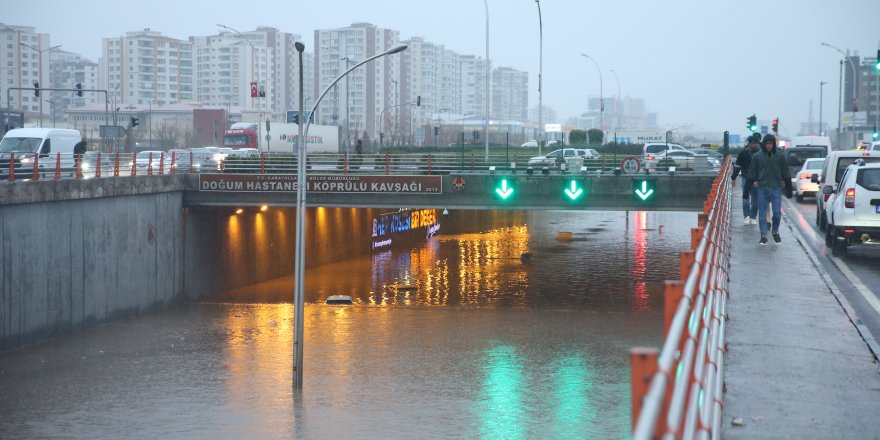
635, 181, 654, 200
495, 179, 514, 199
564, 180, 583, 200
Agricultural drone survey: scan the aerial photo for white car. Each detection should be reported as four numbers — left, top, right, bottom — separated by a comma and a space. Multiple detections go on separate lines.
135, 150, 170, 173
521, 140, 538, 148
816, 150, 880, 231
643, 142, 686, 158
645, 149, 716, 171
528, 148, 584, 167
794, 158, 824, 202
823, 161, 880, 255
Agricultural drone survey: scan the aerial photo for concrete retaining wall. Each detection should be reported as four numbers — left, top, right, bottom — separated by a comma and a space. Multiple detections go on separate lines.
0, 177, 185, 350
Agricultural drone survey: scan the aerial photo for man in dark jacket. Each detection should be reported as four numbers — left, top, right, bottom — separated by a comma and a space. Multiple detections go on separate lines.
731, 133, 761, 224
747, 134, 792, 245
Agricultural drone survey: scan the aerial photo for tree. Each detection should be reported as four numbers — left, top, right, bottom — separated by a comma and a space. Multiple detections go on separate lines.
569, 129, 588, 145
587, 128, 604, 146
155, 121, 180, 149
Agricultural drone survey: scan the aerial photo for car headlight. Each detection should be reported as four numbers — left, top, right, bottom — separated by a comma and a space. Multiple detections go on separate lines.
82, 163, 90, 170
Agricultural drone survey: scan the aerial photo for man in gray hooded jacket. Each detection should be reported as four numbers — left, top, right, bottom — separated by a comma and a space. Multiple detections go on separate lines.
747, 134, 792, 245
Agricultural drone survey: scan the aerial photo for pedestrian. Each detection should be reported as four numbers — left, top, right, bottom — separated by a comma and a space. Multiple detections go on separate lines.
73, 140, 87, 175
355, 139, 363, 155
731, 133, 761, 224
747, 134, 792, 245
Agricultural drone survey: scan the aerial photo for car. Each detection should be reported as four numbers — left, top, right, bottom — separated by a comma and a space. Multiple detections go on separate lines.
643, 142, 686, 158
188, 147, 221, 172
688, 148, 723, 161
80, 150, 114, 178
815, 150, 880, 231
521, 140, 538, 148
871, 141, 880, 152
823, 160, 880, 255
576, 148, 599, 159
794, 158, 824, 202
783, 146, 826, 183
528, 148, 581, 167
135, 150, 170, 173
645, 149, 716, 171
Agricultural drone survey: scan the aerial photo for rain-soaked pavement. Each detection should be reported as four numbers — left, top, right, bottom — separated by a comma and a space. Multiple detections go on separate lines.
0, 210, 696, 439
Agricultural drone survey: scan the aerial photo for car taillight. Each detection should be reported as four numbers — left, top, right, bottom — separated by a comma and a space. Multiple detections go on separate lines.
799, 173, 812, 180
844, 188, 855, 208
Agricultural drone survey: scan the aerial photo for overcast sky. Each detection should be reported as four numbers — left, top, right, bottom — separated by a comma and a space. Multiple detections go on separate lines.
7, 0, 879, 136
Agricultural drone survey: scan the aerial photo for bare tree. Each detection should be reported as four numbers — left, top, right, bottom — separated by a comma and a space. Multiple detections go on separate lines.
182, 125, 197, 147
155, 121, 180, 149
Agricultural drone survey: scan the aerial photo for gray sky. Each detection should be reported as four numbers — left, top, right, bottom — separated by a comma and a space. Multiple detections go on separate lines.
8, 0, 880, 136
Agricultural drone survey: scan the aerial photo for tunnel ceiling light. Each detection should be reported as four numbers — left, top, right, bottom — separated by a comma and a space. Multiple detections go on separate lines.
235, 208, 244, 215
260, 205, 269, 212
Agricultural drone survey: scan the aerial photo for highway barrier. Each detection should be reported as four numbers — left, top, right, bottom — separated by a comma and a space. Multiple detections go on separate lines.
630, 156, 732, 439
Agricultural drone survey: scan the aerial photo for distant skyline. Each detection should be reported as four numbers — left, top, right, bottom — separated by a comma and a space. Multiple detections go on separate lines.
6, 0, 879, 135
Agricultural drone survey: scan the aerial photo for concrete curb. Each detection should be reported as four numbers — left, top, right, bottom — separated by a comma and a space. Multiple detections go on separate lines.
780, 197, 880, 361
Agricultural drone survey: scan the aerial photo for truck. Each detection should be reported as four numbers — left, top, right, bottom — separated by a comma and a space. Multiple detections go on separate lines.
222, 122, 340, 153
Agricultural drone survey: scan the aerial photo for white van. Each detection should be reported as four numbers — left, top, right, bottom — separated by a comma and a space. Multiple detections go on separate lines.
789, 135, 832, 150
0, 128, 82, 178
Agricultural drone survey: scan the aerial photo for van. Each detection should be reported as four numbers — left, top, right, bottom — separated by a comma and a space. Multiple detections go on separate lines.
0, 128, 82, 178
789, 135, 832, 150
815, 150, 880, 230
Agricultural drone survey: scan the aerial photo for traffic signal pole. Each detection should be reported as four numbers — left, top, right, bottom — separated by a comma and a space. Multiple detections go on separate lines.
6, 87, 108, 133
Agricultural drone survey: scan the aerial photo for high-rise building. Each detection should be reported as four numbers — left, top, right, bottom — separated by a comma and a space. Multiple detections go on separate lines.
843, 53, 880, 143
100, 29, 193, 107
0, 23, 51, 115
315, 23, 400, 150
48, 50, 99, 124
191, 27, 304, 116
459, 55, 490, 119
492, 67, 528, 121
399, 37, 462, 143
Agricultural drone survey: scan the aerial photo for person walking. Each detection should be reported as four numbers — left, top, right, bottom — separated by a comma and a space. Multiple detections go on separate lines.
747, 134, 792, 245
731, 133, 761, 224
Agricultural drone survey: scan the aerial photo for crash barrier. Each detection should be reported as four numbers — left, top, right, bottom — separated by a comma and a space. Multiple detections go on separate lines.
630, 156, 732, 439
2, 151, 724, 182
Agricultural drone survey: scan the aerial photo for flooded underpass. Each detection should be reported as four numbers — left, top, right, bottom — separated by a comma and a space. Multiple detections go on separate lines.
0, 209, 696, 439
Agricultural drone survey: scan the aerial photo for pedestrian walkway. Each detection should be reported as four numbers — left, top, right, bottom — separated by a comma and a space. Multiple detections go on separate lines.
722, 185, 880, 439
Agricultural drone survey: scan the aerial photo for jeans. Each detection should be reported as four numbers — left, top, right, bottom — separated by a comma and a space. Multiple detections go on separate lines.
741, 178, 758, 219
756, 187, 782, 236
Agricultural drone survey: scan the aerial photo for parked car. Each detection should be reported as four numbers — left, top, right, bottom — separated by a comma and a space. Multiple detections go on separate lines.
520, 140, 538, 148
815, 150, 880, 231
794, 158, 824, 202
823, 160, 880, 255
645, 149, 716, 171
528, 148, 584, 167
643, 142, 686, 158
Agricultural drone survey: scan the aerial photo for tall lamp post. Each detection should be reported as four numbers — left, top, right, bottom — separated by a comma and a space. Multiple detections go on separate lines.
535, 0, 543, 155
294, 43, 407, 390
18, 43, 61, 127
581, 53, 604, 135
821, 42, 858, 145
819, 81, 827, 136
483, 0, 490, 160
610, 68, 622, 133
322, 46, 356, 150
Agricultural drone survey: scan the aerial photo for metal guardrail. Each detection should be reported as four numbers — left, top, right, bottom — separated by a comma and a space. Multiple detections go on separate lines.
630, 157, 732, 439
2, 151, 721, 182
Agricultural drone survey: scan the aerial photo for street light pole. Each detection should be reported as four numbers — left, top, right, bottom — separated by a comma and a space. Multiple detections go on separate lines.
581, 54, 604, 135
819, 81, 827, 136
294, 43, 407, 390
19, 43, 61, 127
610, 69, 622, 132
822, 42, 858, 146
218, 25, 258, 117
535, 0, 543, 155
483, 0, 490, 160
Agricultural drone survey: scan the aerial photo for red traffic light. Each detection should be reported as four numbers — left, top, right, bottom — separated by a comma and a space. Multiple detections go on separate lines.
250, 82, 258, 98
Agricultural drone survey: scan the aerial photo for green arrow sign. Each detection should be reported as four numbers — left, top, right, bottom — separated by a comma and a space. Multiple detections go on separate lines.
635, 180, 654, 200
564, 180, 584, 200
495, 179, 514, 199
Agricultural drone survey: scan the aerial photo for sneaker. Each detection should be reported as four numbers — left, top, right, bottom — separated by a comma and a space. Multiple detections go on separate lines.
772, 233, 781, 243
744, 217, 750, 225
759, 236, 768, 245
750, 217, 757, 225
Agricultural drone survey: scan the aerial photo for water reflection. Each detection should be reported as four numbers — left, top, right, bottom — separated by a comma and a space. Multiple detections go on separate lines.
480, 344, 526, 440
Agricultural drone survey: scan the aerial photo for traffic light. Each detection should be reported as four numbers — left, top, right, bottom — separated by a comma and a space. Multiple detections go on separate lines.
772, 118, 779, 134
250, 81, 258, 98
75, 82, 83, 97
747, 114, 757, 132
873, 125, 879, 140
265, 119, 270, 132
876, 50, 880, 71
433, 126, 439, 136
259, 88, 265, 98
33, 82, 40, 97
131, 116, 139, 127
416, 95, 421, 106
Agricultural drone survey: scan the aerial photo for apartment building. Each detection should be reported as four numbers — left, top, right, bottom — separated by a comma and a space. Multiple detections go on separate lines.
0, 23, 51, 114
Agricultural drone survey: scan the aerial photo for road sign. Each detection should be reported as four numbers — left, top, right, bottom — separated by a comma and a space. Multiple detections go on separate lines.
621, 156, 641, 174
451, 176, 466, 191
728, 134, 741, 144
563, 179, 585, 201
633, 180, 655, 201
493, 178, 515, 200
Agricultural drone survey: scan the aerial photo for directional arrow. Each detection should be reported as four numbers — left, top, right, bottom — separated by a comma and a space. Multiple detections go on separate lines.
495, 179, 514, 199
635, 181, 654, 201
564, 180, 583, 200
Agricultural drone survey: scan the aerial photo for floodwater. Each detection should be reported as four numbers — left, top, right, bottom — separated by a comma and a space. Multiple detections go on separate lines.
0, 210, 695, 439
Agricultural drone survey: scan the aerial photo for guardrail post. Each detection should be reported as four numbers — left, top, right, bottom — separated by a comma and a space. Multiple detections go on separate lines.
169, 154, 175, 175
664, 280, 684, 336
131, 153, 137, 176
32, 154, 39, 180
113, 153, 120, 177
158, 153, 165, 176
96, 153, 102, 178
680, 249, 695, 281
691, 227, 704, 252
385, 153, 390, 175
147, 152, 153, 176
219, 159, 225, 173
697, 213, 709, 229
260, 153, 265, 175
74, 153, 82, 179
427, 154, 433, 174
7, 152, 15, 181
344, 153, 349, 176
630, 347, 659, 430
54, 152, 61, 180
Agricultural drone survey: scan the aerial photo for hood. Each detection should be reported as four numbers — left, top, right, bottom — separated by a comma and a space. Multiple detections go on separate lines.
761, 134, 778, 154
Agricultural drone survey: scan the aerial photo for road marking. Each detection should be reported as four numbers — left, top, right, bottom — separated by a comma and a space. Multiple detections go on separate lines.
783, 200, 880, 316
